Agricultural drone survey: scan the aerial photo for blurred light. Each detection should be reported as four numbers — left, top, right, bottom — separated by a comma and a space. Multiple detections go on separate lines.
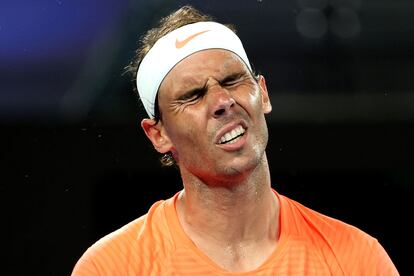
329, 7, 361, 38
0, 1, 129, 63
296, 8, 328, 39
0, 0, 130, 121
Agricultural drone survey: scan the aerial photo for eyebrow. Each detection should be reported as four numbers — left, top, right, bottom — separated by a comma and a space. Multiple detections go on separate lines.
175, 71, 246, 101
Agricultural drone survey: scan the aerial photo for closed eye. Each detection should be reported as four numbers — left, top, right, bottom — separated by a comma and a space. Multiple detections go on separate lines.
177, 86, 207, 102
220, 72, 245, 87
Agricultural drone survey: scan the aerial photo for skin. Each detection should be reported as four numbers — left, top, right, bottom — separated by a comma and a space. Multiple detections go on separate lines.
141, 49, 279, 272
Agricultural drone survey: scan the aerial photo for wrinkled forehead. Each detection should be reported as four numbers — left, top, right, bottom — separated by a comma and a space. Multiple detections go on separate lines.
136, 21, 251, 118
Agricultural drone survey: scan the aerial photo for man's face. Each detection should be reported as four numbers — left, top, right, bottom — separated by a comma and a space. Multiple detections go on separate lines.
152, 49, 271, 184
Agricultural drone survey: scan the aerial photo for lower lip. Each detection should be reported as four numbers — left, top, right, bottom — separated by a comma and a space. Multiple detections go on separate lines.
217, 131, 248, 151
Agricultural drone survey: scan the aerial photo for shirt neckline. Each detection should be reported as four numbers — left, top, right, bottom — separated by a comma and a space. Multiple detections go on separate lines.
163, 189, 291, 274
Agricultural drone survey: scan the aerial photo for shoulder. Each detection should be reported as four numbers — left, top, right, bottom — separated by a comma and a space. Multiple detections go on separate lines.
72, 199, 174, 275
280, 193, 375, 242
279, 194, 398, 274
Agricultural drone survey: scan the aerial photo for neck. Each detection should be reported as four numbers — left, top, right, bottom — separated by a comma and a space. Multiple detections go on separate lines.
176, 154, 279, 271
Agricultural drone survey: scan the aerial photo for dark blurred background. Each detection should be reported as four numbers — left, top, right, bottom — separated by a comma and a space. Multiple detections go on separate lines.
1, 0, 412, 275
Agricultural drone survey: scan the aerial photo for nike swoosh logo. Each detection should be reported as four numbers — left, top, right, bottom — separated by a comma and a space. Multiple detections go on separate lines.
175, 30, 210, 49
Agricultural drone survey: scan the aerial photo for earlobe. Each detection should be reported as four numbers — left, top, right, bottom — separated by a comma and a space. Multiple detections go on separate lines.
258, 75, 272, 114
141, 119, 173, 153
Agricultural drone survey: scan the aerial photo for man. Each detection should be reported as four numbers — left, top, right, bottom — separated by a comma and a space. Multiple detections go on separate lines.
72, 6, 398, 275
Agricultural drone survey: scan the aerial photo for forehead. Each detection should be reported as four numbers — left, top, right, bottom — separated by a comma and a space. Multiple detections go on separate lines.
159, 49, 249, 93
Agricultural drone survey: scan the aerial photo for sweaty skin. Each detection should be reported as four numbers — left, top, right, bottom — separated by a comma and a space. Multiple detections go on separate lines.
141, 49, 277, 272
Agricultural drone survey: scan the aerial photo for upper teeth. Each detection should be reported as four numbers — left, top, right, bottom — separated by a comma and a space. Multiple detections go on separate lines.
220, 125, 245, 144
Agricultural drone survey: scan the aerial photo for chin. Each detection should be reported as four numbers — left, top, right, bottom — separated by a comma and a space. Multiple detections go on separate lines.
218, 155, 262, 178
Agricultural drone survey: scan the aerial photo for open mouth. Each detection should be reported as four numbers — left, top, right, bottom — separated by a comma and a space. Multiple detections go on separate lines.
219, 125, 246, 144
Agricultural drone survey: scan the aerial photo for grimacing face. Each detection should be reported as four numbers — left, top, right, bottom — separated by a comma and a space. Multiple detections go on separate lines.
142, 49, 272, 185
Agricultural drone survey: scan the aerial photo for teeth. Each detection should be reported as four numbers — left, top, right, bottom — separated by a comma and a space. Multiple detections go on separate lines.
219, 125, 245, 144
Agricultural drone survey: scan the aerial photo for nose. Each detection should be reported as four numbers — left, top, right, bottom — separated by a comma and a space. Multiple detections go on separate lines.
208, 85, 236, 118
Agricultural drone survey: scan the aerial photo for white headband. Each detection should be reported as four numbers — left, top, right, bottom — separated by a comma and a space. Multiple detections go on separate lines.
136, 21, 252, 118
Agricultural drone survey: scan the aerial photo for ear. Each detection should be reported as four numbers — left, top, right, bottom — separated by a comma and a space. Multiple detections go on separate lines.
141, 119, 173, 154
258, 75, 272, 114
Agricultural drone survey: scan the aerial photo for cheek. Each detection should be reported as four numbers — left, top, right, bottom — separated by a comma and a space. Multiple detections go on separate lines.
236, 85, 263, 114
167, 119, 203, 150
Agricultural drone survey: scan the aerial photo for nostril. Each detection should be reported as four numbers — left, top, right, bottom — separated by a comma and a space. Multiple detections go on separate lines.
214, 108, 226, 116
212, 94, 235, 117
